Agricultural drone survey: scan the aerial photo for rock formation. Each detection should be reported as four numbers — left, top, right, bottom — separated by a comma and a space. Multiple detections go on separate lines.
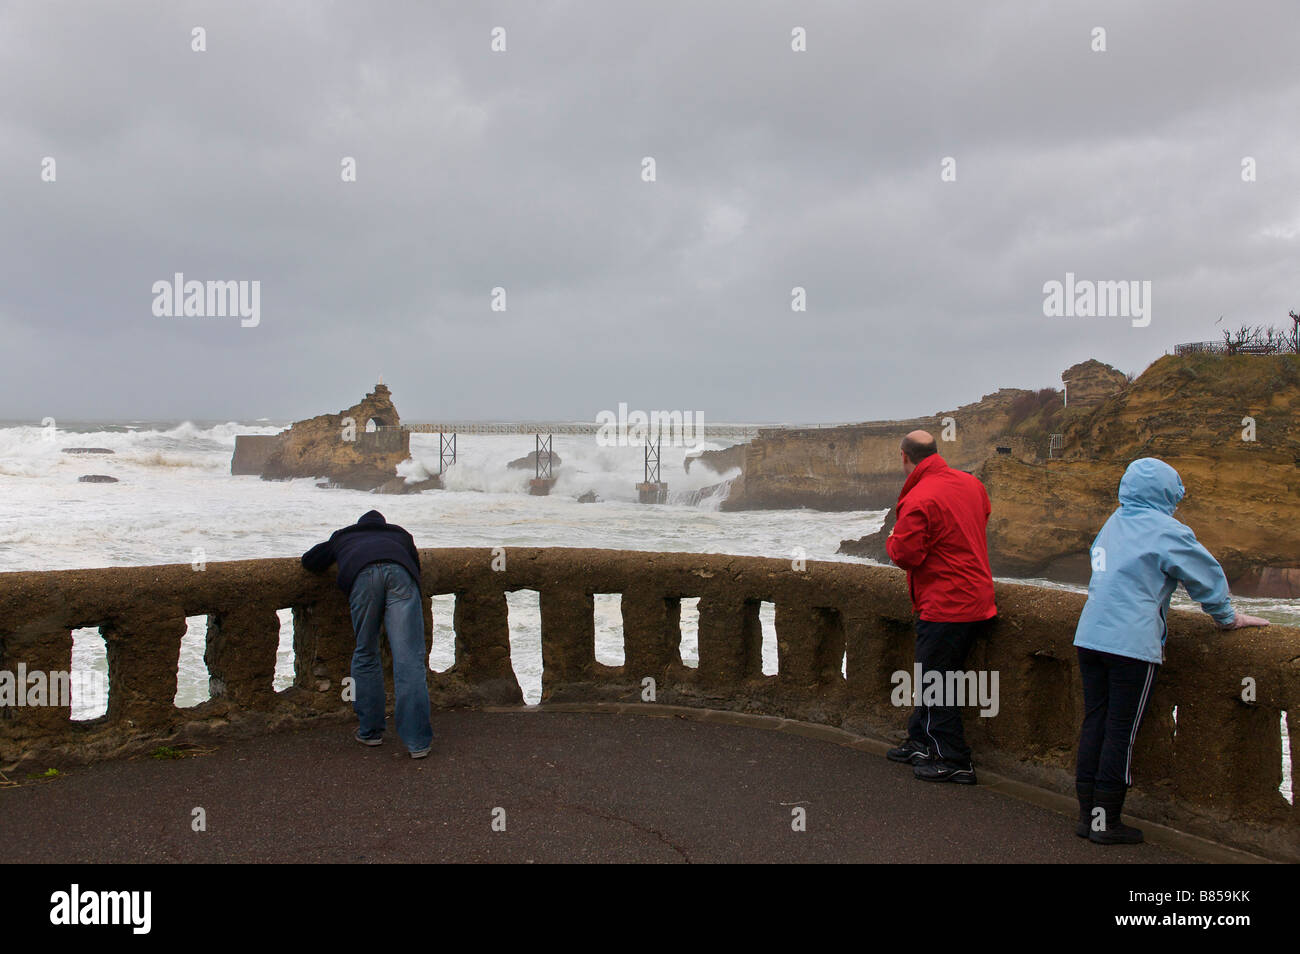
507, 450, 563, 471
374, 475, 443, 494
987, 353, 1300, 592
840, 354, 1300, 597
77, 475, 119, 483
684, 444, 745, 475
230, 435, 276, 475
62, 447, 114, 455
721, 386, 1065, 511
1062, 359, 1129, 408
253, 384, 411, 491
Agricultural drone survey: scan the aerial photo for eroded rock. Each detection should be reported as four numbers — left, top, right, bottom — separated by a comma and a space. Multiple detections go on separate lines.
252, 383, 410, 491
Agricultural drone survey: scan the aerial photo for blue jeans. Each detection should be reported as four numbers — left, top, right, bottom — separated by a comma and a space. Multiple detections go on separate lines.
347, 562, 433, 752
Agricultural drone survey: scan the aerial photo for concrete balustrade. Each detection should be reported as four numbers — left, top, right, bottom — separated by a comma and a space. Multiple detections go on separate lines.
1, 548, 1296, 860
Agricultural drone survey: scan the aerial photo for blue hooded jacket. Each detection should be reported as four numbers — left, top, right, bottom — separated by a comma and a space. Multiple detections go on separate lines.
1073, 458, 1235, 664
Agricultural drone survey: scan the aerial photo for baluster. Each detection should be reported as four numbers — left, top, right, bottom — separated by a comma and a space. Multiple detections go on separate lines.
453, 589, 521, 703
539, 587, 594, 693
0, 625, 73, 731
204, 607, 281, 706
621, 589, 682, 678
293, 599, 354, 693
696, 596, 759, 687
102, 614, 187, 726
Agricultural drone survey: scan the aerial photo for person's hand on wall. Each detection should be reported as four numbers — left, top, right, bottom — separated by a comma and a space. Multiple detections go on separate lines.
1217, 612, 1271, 630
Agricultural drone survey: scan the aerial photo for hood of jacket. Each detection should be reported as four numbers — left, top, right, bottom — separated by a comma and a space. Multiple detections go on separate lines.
1117, 458, 1184, 515
356, 510, 387, 527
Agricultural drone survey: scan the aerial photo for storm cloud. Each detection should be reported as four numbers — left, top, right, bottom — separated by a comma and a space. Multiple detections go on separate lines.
2, 0, 1297, 423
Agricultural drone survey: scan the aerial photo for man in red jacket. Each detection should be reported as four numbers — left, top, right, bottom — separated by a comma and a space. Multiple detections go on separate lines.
884, 430, 997, 784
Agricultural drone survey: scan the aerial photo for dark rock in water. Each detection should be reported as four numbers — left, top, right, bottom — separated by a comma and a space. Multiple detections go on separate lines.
374, 475, 443, 494
508, 450, 562, 471
78, 474, 119, 483
315, 481, 336, 489
838, 507, 895, 561
63, 447, 115, 455
577, 491, 600, 503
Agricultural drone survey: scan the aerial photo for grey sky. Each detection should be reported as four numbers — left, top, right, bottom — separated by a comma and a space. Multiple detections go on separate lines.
2, 0, 1297, 423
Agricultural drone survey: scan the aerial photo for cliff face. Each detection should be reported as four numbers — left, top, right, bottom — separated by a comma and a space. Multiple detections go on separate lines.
1046, 354, 1300, 590
258, 384, 411, 490
722, 388, 1044, 511
842, 355, 1300, 596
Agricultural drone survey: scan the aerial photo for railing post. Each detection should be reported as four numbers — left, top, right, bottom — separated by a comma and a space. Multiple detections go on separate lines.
293, 599, 355, 693
0, 626, 73, 730
452, 590, 522, 702
102, 614, 186, 726
621, 589, 682, 676
204, 607, 281, 706
844, 614, 914, 724
774, 604, 845, 688
539, 587, 594, 693
1159, 694, 1286, 816
697, 596, 760, 687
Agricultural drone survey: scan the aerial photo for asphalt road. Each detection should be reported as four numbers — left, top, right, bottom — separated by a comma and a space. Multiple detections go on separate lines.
0, 710, 1195, 863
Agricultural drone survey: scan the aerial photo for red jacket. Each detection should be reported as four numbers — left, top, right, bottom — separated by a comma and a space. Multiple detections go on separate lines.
885, 454, 997, 622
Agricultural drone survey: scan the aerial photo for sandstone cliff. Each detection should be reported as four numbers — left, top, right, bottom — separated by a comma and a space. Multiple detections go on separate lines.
257, 384, 411, 491
721, 385, 1071, 511
841, 354, 1300, 596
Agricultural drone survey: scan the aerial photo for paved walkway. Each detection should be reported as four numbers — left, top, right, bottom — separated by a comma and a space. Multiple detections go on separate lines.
1, 710, 1201, 863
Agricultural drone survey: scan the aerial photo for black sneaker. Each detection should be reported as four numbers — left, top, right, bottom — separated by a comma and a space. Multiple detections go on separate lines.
914, 760, 977, 785
887, 739, 933, 764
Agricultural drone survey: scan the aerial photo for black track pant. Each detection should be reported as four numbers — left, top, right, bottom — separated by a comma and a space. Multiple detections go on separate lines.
906, 618, 991, 768
1075, 646, 1159, 789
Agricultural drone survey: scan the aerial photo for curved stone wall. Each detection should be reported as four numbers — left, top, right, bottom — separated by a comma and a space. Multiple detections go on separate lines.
1, 549, 1295, 860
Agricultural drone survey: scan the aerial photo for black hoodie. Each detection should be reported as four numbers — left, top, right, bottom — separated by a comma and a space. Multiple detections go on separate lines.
301, 510, 422, 594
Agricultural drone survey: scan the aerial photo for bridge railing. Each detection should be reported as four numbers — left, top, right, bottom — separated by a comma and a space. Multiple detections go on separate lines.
1, 549, 1296, 860
395, 423, 763, 439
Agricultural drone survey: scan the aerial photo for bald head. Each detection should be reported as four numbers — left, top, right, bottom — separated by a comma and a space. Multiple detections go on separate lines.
901, 430, 938, 467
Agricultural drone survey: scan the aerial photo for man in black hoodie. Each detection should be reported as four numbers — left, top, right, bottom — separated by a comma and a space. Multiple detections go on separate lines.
302, 510, 433, 757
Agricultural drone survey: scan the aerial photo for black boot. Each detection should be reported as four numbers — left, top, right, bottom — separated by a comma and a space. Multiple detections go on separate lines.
1089, 785, 1144, 844
1075, 780, 1094, 838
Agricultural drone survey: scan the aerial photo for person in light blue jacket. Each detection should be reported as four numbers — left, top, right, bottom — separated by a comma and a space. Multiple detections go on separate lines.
1072, 457, 1269, 845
